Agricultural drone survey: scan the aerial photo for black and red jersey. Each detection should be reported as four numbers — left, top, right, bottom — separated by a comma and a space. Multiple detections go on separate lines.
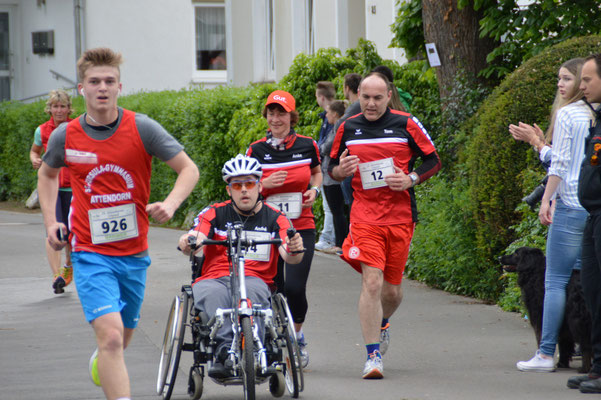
330, 108, 440, 224
190, 201, 292, 285
247, 133, 320, 230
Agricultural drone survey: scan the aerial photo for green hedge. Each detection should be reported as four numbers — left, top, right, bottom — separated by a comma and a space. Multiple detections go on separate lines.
407, 35, 601, 307
7, 37, 596, 310
465, 35, 601, 259
0, 41, 439, 233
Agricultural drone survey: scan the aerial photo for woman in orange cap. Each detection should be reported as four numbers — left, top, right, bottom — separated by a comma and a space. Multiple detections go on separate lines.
247, 90, 322, 368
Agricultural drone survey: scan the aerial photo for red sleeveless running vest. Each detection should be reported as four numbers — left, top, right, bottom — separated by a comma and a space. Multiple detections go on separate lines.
40, 118, 71, 188
64, 110, 152, 255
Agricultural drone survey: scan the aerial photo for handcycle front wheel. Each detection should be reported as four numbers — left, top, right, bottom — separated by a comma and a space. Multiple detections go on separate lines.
273, 293, 304, 398
241, 315, 256, 400
157, 292, 189, 399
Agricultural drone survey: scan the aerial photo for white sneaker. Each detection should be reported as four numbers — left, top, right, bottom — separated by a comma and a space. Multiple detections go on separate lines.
297, 334, 309, 368
516, 350, 555, 372
362, 351, 383, 379
379, 324, 390, 355
315, 240, 333, 251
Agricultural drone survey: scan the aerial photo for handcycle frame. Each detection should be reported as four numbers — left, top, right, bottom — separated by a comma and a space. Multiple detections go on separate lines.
157, 222, 304, 400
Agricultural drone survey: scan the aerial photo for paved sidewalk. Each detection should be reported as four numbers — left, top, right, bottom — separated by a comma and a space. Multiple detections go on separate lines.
0, 210, 590, 399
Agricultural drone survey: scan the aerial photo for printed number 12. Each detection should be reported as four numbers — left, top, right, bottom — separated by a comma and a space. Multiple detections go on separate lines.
370, 170, 383, 181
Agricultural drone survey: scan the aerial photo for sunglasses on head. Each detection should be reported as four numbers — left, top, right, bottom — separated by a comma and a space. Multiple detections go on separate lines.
228, 179, 259, 190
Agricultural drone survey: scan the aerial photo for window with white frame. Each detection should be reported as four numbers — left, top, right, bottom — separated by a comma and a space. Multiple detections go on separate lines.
194, 3, 226, 82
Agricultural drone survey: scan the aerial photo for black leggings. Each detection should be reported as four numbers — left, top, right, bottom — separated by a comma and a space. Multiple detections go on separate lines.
275, 229, 315, 324
323, 184, 348, 247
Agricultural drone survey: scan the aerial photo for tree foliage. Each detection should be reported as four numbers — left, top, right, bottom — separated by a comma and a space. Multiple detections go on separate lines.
391, 0, 601, 79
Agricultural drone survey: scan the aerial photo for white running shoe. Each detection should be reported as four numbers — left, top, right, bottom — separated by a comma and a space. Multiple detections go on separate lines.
516, 350, 555, 372
362, 351, 383, 379
297, 334, 309, 368
379, 324, 390, 355
315, 240, 334, 251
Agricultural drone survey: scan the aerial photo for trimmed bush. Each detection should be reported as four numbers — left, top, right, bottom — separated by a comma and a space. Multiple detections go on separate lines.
1, 41, 439, 233
464, 35, 601, 260
407, 36, 601, 304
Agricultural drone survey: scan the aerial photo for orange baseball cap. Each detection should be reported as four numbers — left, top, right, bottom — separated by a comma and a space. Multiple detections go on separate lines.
265, 90, 296, 112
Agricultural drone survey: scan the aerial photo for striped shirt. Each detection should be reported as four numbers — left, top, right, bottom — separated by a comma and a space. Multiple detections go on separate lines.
548, 100, 593, 209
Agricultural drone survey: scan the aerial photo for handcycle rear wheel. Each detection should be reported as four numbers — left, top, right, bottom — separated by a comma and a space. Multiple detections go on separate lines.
241, 315, 256, 400
273, 293, 303, 398
157, 292, 189, 399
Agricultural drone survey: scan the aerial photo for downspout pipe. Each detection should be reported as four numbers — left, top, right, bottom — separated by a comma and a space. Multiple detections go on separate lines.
73, 0, 83, 90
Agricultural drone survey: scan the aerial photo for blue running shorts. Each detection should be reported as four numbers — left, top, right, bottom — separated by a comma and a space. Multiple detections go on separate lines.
71, 251, 151, 328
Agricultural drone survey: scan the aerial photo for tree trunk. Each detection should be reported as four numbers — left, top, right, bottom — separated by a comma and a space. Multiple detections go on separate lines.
422, 0, 496, 100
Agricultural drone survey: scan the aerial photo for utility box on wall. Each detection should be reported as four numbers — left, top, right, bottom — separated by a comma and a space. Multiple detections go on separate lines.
32, 30, 54, 55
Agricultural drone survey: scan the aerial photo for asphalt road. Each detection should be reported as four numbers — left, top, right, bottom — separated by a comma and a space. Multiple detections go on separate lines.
0, 209, 590, 400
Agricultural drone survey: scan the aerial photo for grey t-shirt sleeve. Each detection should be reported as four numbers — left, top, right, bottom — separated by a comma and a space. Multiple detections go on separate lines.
41, 123, 67, 168
135, 113, 184, 161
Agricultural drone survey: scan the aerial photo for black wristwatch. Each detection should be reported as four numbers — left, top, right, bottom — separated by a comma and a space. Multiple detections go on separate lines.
311, 186, 321, 197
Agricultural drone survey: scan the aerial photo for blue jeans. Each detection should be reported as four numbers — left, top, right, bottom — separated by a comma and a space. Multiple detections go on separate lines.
319, 194, 335, 244
539, 199, 588, 356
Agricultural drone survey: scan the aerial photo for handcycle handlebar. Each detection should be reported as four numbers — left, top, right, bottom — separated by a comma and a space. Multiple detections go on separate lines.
286, 228, 305, 254
201, 237, 283, 247
179, 225, 305, 254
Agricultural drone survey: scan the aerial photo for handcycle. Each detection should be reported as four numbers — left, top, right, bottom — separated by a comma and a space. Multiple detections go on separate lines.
157, 222, 304, 400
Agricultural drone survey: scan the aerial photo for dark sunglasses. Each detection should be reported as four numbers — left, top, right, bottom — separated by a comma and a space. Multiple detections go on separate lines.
228, 179, 259, 191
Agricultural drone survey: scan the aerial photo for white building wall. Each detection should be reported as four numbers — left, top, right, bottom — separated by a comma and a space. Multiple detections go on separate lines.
313, 0, 337, 51
4, 0, 408, 101
228, 0, 253, 86
365, 0, 406, 64
274, 0, 293, 82
345, 0, 366, 50
83, 0, 195, 94
0, 0, 77, 101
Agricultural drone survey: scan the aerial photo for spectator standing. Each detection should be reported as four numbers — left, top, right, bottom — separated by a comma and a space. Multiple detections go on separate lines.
37, 47, 199, 400
329, 73, 441, 379
247, 90, 322, 368
30, 89, 75, 294
335, 73, 362, 206
320, 100, 348, 254
513, 58, 592, 373
314, 81, 337, 252
371, 65, 412, 112
567, 54, 601, 393
509, 58, 588, 170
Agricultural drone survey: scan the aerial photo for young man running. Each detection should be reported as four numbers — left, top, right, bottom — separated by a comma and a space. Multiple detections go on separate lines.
37, 47, 199, 400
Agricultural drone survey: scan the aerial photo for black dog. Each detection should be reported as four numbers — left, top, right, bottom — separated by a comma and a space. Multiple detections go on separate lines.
500, 247, 592, 372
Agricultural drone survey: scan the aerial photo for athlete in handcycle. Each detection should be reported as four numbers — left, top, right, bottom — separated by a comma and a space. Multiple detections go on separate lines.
157, 155, 305, 400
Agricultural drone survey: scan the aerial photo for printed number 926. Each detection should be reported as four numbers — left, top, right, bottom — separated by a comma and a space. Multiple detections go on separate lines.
101, 218, 127, 234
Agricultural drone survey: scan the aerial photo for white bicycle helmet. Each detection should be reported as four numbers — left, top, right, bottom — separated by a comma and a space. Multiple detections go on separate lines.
222, 154, 263, 183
